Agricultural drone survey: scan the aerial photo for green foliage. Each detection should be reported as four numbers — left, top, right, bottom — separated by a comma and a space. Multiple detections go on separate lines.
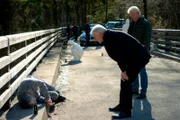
0, 0, 179, 36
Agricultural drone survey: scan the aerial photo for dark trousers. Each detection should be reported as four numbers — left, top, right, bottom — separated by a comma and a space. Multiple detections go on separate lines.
67, 33, 70, 40
119, 64, 144, 113
74, 33, 78, 41
85, 32, 90, 46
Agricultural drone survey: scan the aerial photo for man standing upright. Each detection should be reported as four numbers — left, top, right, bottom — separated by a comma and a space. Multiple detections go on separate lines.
66, 24, 71, 41
84, 23, 90, 46
72, 23, 78, 41
127, 6, 152, 99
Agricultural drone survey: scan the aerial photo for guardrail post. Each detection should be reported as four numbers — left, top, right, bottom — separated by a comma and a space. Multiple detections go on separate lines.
165, 31, 170, 52
25, 36, 28, 70
3, 37, 11, 110
33, 33, 38, 72
152, 30, 158, 51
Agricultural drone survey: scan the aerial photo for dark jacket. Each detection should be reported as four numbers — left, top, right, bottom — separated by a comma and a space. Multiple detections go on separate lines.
72, 25, 78, 35
103, 30, 151, 73
128, 16, 152, 51
85, 24, 90, 33
66, 25, 70, 34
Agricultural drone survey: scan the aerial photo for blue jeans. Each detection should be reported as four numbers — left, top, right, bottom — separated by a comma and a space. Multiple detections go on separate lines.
132, 67, 148, 94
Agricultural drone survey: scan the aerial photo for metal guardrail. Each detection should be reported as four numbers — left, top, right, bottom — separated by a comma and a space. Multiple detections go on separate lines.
152, 29, 180, 55
0, 27, 65, 109
112, 28, 180, 60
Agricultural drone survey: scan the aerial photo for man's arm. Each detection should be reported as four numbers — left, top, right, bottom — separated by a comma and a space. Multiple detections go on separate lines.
117, 62, 127, 72
121, 71, 129, 80
36, 80, 51, 101
36, 80, 55, 106
143, 22, 152, 51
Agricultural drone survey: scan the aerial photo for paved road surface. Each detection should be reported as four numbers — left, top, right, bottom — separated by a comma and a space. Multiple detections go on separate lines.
51, 46, 180, 120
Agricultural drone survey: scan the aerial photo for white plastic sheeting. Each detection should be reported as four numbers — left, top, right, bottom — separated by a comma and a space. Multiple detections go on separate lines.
67, 40, 84, 61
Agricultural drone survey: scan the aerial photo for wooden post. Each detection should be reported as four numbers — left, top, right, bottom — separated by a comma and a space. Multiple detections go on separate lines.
165, 31, 170, 52
3, 37, 11, 110
66, 0, 70, 24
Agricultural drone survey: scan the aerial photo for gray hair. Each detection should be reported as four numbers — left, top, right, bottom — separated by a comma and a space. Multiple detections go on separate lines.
127, 6, 141, 16
90, 24, 107, 35
50, 91, 59, 100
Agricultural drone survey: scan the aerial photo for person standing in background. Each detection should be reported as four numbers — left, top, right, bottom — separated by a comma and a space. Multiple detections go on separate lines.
122, 19, 130, 33
72, 24, 78, 41
66, 24, 71, 41
127, 6, 152, 99
84, 23, 90, 46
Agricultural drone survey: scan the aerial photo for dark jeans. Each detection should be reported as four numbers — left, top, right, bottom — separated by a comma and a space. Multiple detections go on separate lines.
132, 66, 148, 94
67, 33, 70, 40
74, 33, 78, 41
119, 64, 144, 113
85, 32, 90, 46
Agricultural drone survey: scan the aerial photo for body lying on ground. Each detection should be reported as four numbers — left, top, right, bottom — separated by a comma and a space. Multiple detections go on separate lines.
17, 76, 66, 109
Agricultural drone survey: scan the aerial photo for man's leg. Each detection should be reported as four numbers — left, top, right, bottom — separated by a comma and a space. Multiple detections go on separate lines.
85, 32, 90, 46
140, 67, 148, 94
132, 75, 139, 94
75, 34, 78, 41
119, 79, 133, 114
68, 33, 70, 40
109, 78, 133, 113
112, 64, 143, 119
137, 66, 148, 99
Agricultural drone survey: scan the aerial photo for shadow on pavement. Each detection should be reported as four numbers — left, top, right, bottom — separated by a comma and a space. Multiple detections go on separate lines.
83, 47, 88, 50
96, 46, 103, 50
132, 97, 155, 120
68, 61, 82, 65
62, 60, 82, 66
83, 45, 103, 51
5, 102, 44, 120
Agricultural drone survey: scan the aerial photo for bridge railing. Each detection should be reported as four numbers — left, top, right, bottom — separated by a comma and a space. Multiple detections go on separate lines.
112, 28, 180, 61
0, 27, 65, 109
151, 29, 180, 55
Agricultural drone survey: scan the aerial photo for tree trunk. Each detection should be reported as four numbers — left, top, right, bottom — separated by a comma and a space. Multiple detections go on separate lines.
76, 2, 80, 25
53, 0, 58, 27
143, 0, 147, 19
83, 2, 87, 23
0, 0, 11, 35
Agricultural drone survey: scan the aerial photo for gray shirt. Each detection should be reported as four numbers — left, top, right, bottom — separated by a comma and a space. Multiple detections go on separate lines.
17, 77, 51, 102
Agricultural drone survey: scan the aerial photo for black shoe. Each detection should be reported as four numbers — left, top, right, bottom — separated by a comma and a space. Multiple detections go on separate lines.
137, 94, 146, 99
109, 104, 121, 112
54, 96, 66, 103
112, 112, 131, 119
132, 91, 139, 95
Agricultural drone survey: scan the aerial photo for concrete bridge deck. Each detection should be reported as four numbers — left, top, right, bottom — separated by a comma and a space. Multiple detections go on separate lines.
51, 46, 180, 120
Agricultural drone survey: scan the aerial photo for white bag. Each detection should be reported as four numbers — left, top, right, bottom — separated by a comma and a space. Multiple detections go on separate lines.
67, 40, 84, 61
122, 19, 130, 33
